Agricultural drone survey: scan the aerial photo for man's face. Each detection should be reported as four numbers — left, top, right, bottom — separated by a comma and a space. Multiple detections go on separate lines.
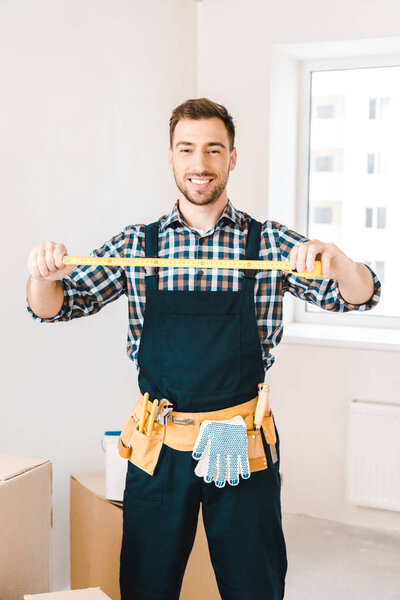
168, 117, 237, 207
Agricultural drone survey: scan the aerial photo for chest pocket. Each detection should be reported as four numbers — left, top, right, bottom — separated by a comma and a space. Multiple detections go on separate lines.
160, 312, 241, 393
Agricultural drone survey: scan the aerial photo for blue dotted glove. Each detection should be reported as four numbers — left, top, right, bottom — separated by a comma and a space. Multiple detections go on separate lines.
192, 415, 251, 487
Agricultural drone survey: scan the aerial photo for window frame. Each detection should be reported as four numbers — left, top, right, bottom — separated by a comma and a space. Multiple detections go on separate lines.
295, 53, 400, 330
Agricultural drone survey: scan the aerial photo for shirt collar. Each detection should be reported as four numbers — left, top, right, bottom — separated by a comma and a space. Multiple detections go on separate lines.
160, 198, 245, 232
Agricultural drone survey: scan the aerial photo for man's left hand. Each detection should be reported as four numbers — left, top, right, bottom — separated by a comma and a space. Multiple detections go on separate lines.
285, 239, 354, 280
282, 238, 377, 305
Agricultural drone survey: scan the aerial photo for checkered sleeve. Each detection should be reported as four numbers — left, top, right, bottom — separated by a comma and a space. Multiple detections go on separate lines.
277, 223, 381, 312
26, 227, 131, 323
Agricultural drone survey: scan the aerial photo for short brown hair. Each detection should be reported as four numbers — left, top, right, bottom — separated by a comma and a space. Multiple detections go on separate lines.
169, 98, 235, 150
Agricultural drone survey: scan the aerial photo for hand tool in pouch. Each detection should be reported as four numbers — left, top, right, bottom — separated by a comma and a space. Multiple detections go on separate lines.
254, 373, 278, 464
139, 392, 149, 433
145, 399, 159, 436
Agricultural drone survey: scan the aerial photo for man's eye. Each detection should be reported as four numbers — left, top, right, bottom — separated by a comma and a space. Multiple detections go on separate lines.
210, 150, 220, 154
180, 149, 190, 153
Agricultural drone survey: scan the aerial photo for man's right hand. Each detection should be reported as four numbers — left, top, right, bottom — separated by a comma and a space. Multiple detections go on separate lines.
27, 241, 75, 281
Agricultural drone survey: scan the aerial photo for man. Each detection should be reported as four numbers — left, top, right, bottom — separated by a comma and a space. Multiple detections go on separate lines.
26, 98, 381, 600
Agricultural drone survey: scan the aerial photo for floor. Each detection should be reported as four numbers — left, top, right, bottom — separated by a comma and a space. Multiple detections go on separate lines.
283, 513, 400, 600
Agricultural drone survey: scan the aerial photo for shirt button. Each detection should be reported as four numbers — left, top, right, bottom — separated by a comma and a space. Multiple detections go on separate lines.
197, 269, 204, 277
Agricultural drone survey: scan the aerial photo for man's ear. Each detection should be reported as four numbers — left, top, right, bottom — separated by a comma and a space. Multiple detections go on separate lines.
168, 148, 173, 171
230, 147, 237, 171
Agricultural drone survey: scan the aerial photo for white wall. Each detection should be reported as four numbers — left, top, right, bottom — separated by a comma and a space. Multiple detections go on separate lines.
0, 0, 197, 591
198, 0, 400, 531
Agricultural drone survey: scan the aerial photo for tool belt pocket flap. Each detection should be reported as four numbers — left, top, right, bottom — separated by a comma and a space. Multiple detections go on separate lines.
129, 423, 164, 476
247, 428, 267, 473
261, 412, 277, 445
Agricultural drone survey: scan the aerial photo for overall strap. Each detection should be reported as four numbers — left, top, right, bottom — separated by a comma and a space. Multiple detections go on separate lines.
144, 221, 159, 291
241, 217, 262, 289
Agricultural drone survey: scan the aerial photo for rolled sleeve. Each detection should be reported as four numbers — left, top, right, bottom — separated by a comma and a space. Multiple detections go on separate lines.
278, 223, 382, 313
330, 263, 381, 311
26, 227, 129, 323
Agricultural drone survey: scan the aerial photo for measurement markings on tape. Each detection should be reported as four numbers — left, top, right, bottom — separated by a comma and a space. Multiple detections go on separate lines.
63, 255, 323, 278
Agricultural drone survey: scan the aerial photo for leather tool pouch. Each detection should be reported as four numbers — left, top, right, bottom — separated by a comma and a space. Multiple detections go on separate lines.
118, 406, 165, 476
245, 409, 278, 473
261, 411, 277, 445
129, 422, 164, 476
247, 427, 268, 473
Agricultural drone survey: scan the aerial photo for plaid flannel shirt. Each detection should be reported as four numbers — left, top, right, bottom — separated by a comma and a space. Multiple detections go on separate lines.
27, 199, 381, 372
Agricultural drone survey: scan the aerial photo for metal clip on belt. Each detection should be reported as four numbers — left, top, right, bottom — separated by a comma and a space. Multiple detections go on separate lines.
167, 415, 195, 425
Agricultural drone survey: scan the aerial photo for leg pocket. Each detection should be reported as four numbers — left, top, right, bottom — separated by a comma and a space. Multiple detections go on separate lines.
125, 443, 170, 505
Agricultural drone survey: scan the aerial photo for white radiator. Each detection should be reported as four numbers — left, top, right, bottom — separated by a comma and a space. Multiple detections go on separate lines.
347, 400, 400, 512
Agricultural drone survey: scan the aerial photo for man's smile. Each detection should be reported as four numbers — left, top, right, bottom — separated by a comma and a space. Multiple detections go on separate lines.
187, 177, 214, 190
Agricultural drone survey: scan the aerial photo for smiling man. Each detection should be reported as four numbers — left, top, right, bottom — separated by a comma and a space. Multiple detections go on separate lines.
26, 98, 381, 600
170, 116, 235, 210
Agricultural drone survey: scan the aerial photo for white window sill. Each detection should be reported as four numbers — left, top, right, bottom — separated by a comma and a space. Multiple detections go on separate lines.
282, 323, 400, 352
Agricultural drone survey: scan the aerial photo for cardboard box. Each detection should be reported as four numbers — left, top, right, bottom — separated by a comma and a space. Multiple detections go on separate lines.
0, 454, 52, 599
24, 588, 111, 599
70, 470, 220, 600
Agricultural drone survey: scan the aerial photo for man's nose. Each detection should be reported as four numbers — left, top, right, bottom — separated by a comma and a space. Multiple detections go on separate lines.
190, 151, 211, 171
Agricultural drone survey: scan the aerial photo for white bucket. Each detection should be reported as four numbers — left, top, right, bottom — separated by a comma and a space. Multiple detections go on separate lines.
101, 431, 128, 502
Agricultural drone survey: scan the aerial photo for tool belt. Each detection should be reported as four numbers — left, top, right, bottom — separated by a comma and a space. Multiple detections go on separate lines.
118, 394, 278, 476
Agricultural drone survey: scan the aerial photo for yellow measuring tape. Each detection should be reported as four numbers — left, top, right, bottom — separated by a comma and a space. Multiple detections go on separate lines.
63, 256, 323, 279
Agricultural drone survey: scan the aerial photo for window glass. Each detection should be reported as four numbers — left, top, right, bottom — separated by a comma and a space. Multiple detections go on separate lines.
307, 66, 399, 317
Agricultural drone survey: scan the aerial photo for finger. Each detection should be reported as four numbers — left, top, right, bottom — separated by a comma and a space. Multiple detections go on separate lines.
60, 264, 75, 278
228, 455, 239, 485
28, 249, 42, 280
238, 454, 250, 479
193, 432, 209, 457
295, 243, 309, 273
54, 244, 68, 269
306, 243, 323, 273
205, 453, 218, 483
216, 456, 228, 488
45, 242, 57, 273
289, 245, 299, 271
36, 247, 50, 278
321, 252, 332, 279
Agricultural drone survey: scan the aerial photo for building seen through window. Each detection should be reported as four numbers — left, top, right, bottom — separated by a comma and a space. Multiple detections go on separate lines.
307, 66, 399, 318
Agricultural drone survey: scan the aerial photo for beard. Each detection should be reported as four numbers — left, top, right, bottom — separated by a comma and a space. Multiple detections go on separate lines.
173, 167, 230, 206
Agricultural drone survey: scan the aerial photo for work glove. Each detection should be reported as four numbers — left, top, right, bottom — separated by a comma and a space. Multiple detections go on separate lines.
192, 415, 251, 488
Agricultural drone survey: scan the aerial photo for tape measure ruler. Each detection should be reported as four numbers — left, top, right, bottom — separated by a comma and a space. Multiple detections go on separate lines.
62, 256, 323, 279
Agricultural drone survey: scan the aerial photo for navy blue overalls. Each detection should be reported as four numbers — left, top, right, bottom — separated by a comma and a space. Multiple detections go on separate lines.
120, 217, 288, 600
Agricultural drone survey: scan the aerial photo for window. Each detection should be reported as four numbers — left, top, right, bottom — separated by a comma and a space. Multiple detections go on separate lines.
316, 104, 335, 118
377, 207, 386, 229
367, 153, 380, 174
365, 207, 387, 229
297, 60, 400, 324
314, 155, 333, 171
314, 206, 332, 224
368, 96, 390, 119
366, 260, 385, 283
376, 261, 385, 283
